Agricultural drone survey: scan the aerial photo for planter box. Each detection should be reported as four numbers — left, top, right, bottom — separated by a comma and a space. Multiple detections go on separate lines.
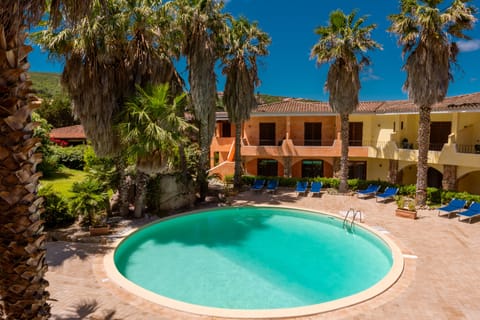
395, 208, 417, 219
89, 225, 111, 236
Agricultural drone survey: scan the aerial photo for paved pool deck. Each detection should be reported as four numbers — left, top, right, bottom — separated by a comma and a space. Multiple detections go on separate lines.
46, 188, 480, 319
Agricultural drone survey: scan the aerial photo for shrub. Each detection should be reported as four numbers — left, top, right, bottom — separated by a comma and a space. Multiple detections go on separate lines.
38, 185, 74, 228
427, 187, 442, 205
83, 145, 115, 170
70, 178, 109, 226
51, 144, 86, 170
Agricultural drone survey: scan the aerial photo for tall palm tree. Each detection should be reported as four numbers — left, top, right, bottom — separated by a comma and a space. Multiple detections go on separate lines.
33, 0, 183, 215
311, 9, 381, 193
118, 83, 194, 218
222, 16, 270, 189
389, 0, 476, 206
167, 0, 228, 201
0, 1, 99, 318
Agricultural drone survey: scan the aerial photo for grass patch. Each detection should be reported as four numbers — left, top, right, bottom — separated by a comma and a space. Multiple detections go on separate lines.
40, 166, 88, 198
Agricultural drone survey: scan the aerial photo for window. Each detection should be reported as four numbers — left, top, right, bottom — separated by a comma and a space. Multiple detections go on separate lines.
430, 122, 451, 151
304, 123, 322, 146
259, 123, 276, 146
213, 152, 220, 166
348, 161, 366, 180
349, 122, 363, 146
257, 159, 278, 177
302, 160, 324, 178
221, 122, 232, 137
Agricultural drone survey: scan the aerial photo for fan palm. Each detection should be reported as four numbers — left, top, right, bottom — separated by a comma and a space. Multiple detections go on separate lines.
311, 9, 381, 193
118, 83, 194, 217
0, 1, 100, 318
222, 16, 270, 189
33, 0, 183, 215
167, 0, 228, 201
388, 0, 476, 206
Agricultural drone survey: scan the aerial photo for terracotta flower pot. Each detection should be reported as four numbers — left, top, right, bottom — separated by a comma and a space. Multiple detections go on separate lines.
89, 225, 111, 236
395, 208, 417, 219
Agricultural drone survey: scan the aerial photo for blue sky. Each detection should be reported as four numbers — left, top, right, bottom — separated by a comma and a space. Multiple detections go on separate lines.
29, 0, 480, 101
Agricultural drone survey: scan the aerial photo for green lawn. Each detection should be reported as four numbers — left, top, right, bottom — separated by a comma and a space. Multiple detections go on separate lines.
40, 167, 88, 198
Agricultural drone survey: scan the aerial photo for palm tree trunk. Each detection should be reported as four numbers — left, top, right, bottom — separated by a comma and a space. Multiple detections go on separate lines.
416, 106, 431, 206
0, 27, 50, 318
188, 32, 217, 202
134, 171, 149, 218
233, 120, 243, 189
339, 113, 350, 193
114, 157, 130, 216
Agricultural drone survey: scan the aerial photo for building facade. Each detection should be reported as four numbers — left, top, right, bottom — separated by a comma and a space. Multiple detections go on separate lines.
209, 93, 480, 195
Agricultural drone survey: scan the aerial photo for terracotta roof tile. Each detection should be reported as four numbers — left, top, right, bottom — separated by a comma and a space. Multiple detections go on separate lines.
250, 93, 480, 115
50, 125, 86, 140
253, 99, 332, 114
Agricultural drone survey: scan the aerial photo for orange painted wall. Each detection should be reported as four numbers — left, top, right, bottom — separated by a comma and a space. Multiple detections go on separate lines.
244, 115, 337, 146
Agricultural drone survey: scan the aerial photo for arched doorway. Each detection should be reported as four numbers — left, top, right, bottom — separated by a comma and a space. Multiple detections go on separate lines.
427, 167, 443, 189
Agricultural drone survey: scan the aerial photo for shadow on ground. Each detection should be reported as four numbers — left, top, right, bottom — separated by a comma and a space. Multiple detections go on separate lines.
51, 299, 121, 320
46, 242, 111, 267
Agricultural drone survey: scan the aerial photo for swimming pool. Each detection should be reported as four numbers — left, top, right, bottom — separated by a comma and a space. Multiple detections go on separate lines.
106, 206, 404, 318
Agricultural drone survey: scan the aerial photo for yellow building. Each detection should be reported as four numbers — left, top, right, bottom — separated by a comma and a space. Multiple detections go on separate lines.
209, 92, 480, 195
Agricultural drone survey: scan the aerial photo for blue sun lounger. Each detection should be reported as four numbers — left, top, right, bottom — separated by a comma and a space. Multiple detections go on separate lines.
310, 181, 323, 197
356, 184, 380, 198
457, 202, 480, 223
437, 198, 467, 218
251, 179, 265, 192
375, 187, 399, 203
295, 181, 308, 196
265, 179, 279, 194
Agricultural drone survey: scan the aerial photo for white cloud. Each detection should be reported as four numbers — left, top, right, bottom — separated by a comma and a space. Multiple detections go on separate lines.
361, 67, 382, 81
457, 39, 480, 52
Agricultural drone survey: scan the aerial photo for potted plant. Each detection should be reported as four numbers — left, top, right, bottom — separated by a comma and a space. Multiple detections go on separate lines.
88, 211, 110, 236
395, 196, 417, 219
70, 178, 111, 235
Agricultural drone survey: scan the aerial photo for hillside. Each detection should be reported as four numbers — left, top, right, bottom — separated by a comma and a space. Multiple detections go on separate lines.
28, 72, 302, 105
29, 72, 63, 98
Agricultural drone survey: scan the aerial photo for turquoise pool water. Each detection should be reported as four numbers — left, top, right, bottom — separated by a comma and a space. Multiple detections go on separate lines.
114, 207, 393, 310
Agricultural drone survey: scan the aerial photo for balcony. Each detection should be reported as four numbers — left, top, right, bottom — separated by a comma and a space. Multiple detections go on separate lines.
456, 144, 480, 154
241, 138, 371, 158
211, 137, 234, 152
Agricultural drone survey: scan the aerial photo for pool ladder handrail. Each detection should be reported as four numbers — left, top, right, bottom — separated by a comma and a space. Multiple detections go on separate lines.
343, 208, 361, 231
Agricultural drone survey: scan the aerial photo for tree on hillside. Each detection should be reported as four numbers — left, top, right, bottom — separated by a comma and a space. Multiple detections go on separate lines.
167, 0, 228, 201
222, 16, 270, 189
38, 94, 79, 128
389, 0, 476, 206
33, 0, 183, 215
118, 84, 194, 218
311, 9, 381, 193
0, 1, 100, 318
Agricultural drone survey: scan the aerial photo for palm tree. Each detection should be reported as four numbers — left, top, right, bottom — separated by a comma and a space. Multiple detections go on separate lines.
167, 0, 228, 201
0, 1, 101, 318
311, 9, 381, 193
118, 83, 194, 218
33, 0, 183, 215
222, 16, 270, 189
388, 0, 476, 206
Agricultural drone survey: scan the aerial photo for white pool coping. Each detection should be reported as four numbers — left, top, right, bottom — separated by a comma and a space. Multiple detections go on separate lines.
104, 206, 405, 319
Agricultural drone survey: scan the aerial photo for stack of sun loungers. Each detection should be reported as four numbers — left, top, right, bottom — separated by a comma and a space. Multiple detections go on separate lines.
437, 198, 467, 218
295, 181, 308, 196
250, 179, 265, 192
265, 179, 279, 194
457, 201, 480, 223
375, 186, 399, 203
356, 184, 380, 199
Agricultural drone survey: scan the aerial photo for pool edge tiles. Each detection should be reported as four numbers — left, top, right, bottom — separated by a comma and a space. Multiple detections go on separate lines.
104, 206, 405, 319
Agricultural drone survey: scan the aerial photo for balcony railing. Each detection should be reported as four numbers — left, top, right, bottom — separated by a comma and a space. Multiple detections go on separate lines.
291, 139, 335, 147
456, 144, 480, 154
